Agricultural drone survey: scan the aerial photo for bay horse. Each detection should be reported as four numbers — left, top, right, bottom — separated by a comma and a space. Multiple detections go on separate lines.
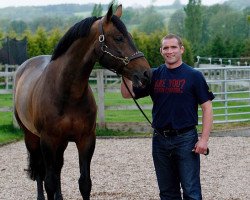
14, 4, 151, 200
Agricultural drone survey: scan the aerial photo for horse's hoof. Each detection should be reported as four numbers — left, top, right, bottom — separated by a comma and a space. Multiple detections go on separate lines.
37, 196, 45, 200
55, 194, 63, 200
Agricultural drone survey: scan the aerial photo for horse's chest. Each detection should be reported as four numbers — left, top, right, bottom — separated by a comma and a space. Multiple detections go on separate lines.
58, 109, 96, 132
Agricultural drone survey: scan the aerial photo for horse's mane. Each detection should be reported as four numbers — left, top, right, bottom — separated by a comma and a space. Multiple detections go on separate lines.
51, 17, 99, 61
51, 15, 129, 61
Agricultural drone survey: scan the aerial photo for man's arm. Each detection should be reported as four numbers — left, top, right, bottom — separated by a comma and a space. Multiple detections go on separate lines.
121, 77, 134, 98
194, 100, 213, 154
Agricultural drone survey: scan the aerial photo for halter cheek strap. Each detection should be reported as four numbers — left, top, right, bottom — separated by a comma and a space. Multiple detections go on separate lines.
98, 20, 144, 66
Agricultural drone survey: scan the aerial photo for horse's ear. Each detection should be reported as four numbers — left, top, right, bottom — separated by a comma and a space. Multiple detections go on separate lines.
104, 4, 113, 23
114, 5, 122, 18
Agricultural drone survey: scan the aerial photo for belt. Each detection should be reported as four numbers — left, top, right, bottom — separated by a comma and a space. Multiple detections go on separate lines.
155, 126, 195, 137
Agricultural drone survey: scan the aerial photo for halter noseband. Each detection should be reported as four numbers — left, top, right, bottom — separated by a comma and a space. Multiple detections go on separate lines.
98, 20, 145, 67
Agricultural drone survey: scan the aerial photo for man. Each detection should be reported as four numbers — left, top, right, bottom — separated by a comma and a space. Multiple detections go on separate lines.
121, 34, 214, 200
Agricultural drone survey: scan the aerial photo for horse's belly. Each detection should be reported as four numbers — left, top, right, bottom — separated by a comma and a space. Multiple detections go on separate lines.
14, 56, 50, 136
15, 75, 40, 135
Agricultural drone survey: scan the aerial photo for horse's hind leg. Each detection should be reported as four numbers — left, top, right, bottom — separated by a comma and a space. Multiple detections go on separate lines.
15, 112, 45, 200
76, 133, 96, 200
40, 136, 68, 200
24, 131, 46, 200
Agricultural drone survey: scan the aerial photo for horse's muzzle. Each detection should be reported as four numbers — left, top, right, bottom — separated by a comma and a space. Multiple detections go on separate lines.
132, 69, 152, 88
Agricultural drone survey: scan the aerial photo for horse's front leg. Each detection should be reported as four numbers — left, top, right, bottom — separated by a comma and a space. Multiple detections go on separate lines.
40, 136, 68, 200
54, 177, 63, 200
76, 133, 96, 200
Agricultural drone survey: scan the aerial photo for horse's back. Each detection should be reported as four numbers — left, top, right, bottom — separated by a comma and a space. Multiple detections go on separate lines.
15, 55, 51, 82
14, 55, 51, 135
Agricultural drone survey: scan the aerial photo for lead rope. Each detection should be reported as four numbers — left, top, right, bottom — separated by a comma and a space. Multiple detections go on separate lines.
121, 77, 209, 156
122, 77, 152, 126
122, 77, 178, 147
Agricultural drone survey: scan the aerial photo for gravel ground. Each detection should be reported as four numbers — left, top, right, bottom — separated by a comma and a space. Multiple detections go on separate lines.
0, 134, 250, 200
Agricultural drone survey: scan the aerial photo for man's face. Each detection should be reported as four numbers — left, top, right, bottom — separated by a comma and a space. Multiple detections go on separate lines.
160, 38, 184, 66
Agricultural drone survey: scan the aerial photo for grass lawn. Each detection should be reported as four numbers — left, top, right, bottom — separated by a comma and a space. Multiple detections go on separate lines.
0, 124, 23, 145
0, 90, 250, 145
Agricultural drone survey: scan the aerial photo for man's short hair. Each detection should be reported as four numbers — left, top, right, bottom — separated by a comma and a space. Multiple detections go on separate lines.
161, 34, 183, 47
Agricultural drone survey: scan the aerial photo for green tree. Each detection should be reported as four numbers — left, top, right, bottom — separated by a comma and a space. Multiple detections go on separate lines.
23, 29, 38, 58
241, 38, 250, 57
0, 29, 4, 49
208, 34, 226, 57
230, 40, 245, 57
6, 29, 18, 39
184, 0, 202, 55
122, 8, 140, 25
0, 29, 4, 39
209, 10, 246, 40
0, 19, 10, 33
30, 16, 67, 33
138, 6, 165, 34
132, 30, 165, 67
9, 20, 28, 35
48, 28, 63, 54
26, 27, 49, 57
198, 4, 249, 58
132, 30, 195, 67
168, 9, 185, 37
201, 4, 234, 46
35, 27, 49, 55
182, 39, 194, 66
243, 7, 250, 38
91, 3, 103, 17
145, 30, 166, 67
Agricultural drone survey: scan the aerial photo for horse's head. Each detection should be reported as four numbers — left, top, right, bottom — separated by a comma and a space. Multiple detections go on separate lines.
95, 4, 151, 87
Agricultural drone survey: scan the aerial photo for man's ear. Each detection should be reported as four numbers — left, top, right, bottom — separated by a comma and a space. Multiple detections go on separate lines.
181, 46, 185, 54
160, 47, 163, 55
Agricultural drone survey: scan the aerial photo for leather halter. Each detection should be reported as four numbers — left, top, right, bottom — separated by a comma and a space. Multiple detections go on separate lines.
98, 19, 144, 68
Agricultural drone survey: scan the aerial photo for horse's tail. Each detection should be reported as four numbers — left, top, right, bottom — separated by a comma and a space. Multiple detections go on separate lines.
14, 109, 45, 181
26, 147, 45, 181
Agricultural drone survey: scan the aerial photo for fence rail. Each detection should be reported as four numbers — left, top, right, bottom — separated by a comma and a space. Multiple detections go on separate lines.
1, 64, 250, 132
196, 64, 250, 124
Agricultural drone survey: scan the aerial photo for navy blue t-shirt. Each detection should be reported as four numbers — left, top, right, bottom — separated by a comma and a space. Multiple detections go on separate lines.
133, 63, 215, 130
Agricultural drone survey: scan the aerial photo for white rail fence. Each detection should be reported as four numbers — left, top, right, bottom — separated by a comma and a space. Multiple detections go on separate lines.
197, 64, 250, 124
1, 64, 250, 131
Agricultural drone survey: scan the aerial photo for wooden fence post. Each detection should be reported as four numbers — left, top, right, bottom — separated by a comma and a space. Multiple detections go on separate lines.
96, 69, 105, 128
5, 64, 9, 90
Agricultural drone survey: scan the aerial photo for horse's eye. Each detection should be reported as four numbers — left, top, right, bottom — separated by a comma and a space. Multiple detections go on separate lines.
114, 35, 124, 43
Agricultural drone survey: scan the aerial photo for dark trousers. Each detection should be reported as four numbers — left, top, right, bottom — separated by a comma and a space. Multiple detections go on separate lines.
152, 129, 202, 200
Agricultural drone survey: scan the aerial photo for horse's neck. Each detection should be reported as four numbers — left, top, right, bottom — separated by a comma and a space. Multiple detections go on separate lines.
55, 38, 97, 100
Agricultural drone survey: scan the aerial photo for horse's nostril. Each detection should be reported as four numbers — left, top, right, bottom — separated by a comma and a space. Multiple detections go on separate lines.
143, 70, 152, 81
133, 74, 140, 82
144, 71, 149, 78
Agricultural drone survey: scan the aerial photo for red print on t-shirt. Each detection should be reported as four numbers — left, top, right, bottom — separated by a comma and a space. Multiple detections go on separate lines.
154, 79, 186, 93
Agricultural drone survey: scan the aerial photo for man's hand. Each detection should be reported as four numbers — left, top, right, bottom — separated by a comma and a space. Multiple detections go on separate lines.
193, 138, 209, 155
121, 77, 134, 98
